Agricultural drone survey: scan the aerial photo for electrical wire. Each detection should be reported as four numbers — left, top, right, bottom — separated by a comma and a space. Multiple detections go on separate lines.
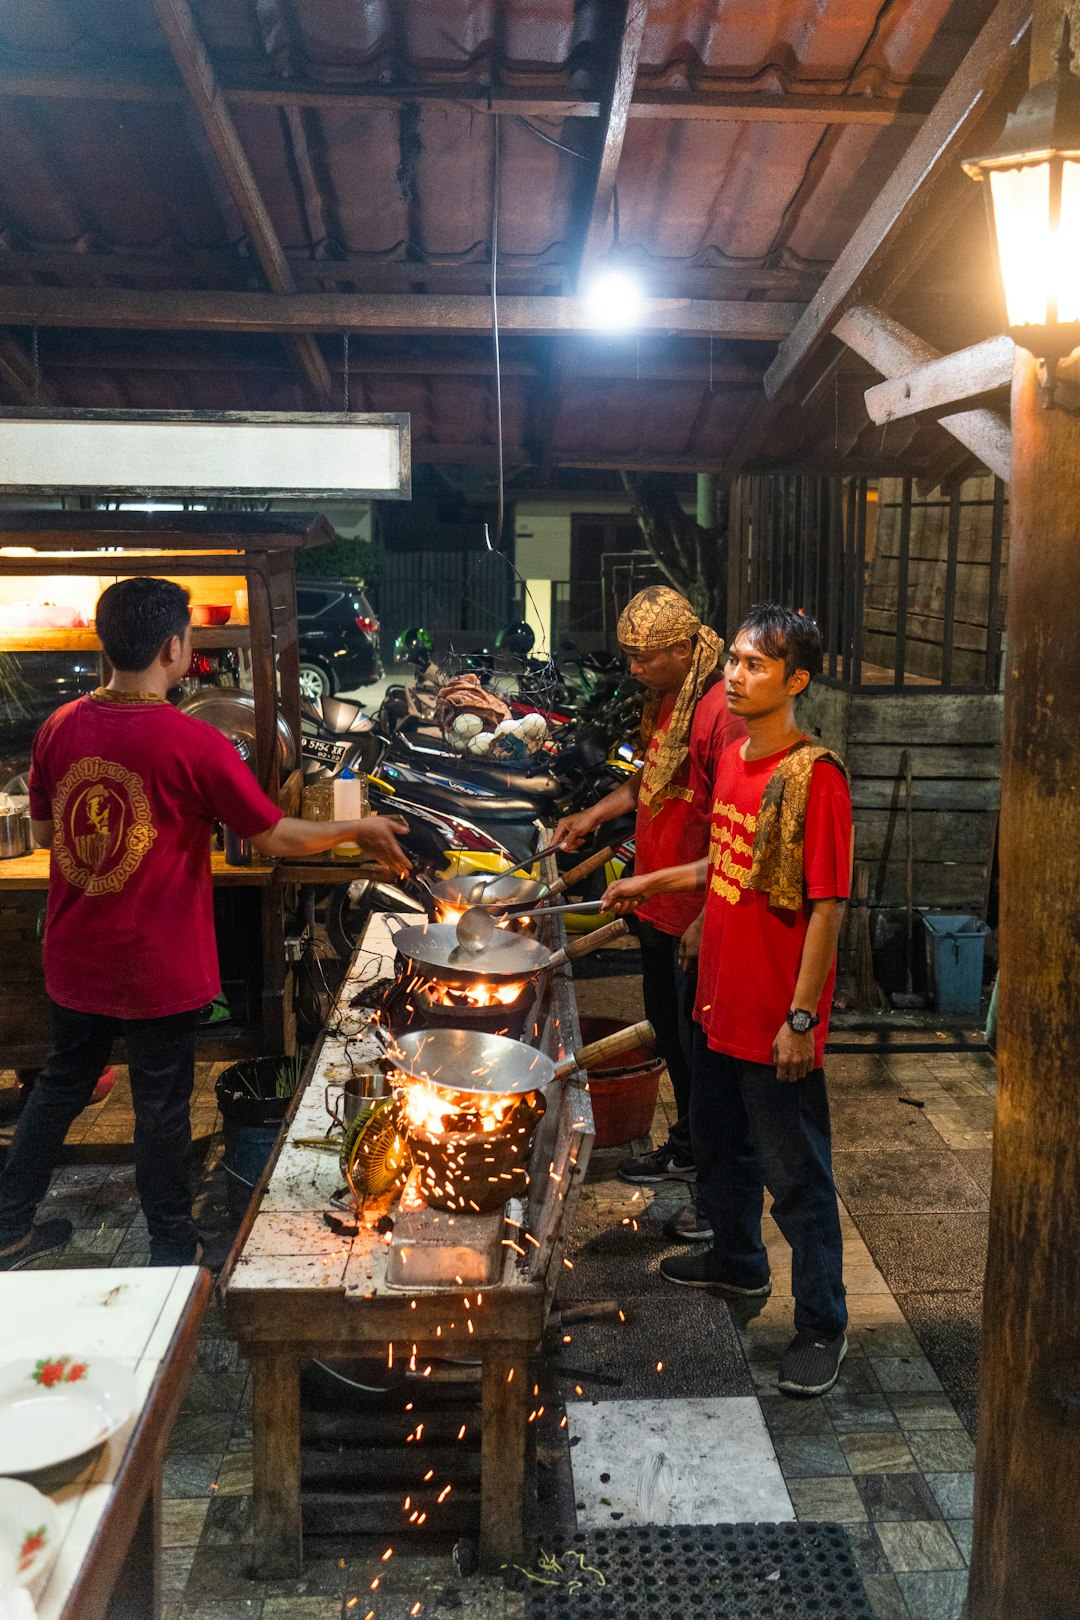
513, 115, 589, 160
490, 113, 505, 554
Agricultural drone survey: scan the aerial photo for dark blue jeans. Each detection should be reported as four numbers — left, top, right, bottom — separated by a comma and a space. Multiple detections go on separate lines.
634, 916, 696, 1163
690, 1028, 847, 1338
0, 999, 202, 1264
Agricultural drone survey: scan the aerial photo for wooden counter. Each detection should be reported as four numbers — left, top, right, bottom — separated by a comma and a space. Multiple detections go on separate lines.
0, 846, 385, 890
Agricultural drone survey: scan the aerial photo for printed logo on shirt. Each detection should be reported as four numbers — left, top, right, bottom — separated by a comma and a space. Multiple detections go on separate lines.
709, 798, 757, 906
638, 726, 694, 811
52, 757, 158, 896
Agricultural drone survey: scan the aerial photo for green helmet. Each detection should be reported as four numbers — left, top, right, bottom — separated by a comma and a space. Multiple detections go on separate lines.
394, 626, 433, 665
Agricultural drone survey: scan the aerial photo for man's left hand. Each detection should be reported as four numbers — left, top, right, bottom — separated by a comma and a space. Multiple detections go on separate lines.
772, 1022, 815, 1083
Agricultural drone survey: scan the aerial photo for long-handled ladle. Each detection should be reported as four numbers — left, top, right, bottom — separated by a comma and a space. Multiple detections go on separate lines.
455, 898, 604, 954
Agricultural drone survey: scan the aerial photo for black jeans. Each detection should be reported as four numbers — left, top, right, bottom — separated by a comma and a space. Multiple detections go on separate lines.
0, 999, 202, 1264
690, 1028, 847, 1338
634, 916, 696, 1163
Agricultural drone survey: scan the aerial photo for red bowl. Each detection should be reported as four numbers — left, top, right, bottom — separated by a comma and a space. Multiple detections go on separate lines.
191, 604, 232, 626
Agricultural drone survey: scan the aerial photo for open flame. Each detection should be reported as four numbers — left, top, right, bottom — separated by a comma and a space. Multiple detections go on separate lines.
397, 1076, 522, 1137
417, 978, 528, 1010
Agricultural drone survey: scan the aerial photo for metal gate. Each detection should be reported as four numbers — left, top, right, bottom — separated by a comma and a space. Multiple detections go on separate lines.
377, 549, 515, 660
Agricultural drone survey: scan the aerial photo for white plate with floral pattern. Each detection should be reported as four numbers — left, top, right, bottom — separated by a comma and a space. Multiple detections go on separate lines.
0, 1355, 137, 1475
0, 1477, 60, 1595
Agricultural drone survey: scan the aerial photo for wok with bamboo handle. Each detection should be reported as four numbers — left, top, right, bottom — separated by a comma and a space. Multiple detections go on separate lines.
383, 1019, 655, 1101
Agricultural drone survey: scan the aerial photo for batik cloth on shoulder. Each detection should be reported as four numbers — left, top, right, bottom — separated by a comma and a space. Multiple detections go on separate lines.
616, 585, 722, 814
746, 739, 850, 911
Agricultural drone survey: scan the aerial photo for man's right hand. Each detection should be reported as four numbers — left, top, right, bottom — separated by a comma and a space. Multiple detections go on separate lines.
678, 912, 704, 973
601, 873, 651, 914
551, 809, 597, 852
353, 816, 411, 877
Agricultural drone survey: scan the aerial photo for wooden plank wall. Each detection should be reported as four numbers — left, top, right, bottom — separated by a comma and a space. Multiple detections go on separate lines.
799, 685, 1001, 913
862, 474, 1008, 687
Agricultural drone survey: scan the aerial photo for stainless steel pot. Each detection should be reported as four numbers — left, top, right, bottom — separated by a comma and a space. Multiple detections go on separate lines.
0, 809, 27, 860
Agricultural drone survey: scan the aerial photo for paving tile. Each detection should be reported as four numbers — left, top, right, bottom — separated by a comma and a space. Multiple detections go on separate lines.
162, 1546, 198, 1594
164, 1455, 225, 1500
181, 1370, 250, 1415
175, 1605, 265, 1620
848, 1321, 924, 1359
184, 1546, 269, 1601
832, 1149, 986, 1215
216, 1450, 254, 1496
947, 1519, 973, 1563
203, 1492, 254, 1547
263, 1602, 342, 1619
824, 1392, 900, 1433
773, 1433, 850, 1478
838, 1432, 915, 1474
895, 1569, 970, 1618
170, 1411, 236, 1454
875, 1519, 965, 1574
888, 1393, 965, 1433
841, 1521, 890, 1572
861, 1572, 910, 1620
854, 1471, 943, 1523
786, 1475, 867, 1522
163, 1498, 210, 1548
906, 1429, 976, 1473
759, 1393, 834, 1436
894, 1292, 982, 1429
924, 1471, 975, 1519
871, 1356, 944, 1394
856, 1214, 989, 1294
952, 1148, 993, 1197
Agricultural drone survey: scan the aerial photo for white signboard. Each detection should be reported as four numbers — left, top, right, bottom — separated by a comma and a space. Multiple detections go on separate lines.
0, 409, 410, 499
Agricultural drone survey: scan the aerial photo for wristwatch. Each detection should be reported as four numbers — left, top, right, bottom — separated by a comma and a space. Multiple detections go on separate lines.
786, 1007, 820, 1035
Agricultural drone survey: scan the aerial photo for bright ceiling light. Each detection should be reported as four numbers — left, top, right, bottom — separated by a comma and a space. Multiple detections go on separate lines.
583, 265, 645, 332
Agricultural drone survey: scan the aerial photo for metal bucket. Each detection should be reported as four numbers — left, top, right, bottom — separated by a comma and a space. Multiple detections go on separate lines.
0, 810, 27, 860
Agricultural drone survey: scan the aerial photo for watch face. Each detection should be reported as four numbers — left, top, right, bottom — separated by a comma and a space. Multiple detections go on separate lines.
789, 1010, 813, 1034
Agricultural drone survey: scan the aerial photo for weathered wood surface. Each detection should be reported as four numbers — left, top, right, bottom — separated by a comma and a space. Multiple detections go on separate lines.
581, 1, 649, 266
863, 336, 1015, 424
763, 0, 1032, 398
833, 308, 1012, 481
966, 352, 1080, 1616
0, 285, 804, 342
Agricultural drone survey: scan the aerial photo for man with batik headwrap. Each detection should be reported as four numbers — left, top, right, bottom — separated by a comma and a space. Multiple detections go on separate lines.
553, 586, 744, 1229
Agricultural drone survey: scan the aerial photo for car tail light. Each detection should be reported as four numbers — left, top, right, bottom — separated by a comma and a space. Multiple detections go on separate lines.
355, 615, 378, 634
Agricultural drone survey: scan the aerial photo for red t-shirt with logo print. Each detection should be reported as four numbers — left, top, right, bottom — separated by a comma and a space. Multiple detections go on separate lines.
633, 679, 746, 937
28, 695, 283, 1020
693, 739, 852, 1068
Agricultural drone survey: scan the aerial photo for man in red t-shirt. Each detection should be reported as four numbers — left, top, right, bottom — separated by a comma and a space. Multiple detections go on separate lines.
602, 606, 852, 1397
553, 587, 743, 1224
0, 577, 410, 1272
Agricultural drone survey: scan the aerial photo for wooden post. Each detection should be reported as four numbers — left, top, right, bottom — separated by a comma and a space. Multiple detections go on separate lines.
251, 1350, 303, 1578
965, 360, 1080, 1614
480, 1350, 533, 1568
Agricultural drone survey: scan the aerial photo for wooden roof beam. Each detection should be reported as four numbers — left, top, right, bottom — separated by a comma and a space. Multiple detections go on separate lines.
0, 286, 801, 341
0, 333, 57, 406
148, 0, 333, 406
835, 305, 1011, 481
579, 0, 649, 271
863, 334, 1015, 423
763, 0, 1032, 402
0, 70, 933, 126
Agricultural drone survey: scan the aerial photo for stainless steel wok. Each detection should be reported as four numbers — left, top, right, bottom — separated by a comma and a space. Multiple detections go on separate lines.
426, 844, 614, 915
385, 1019, 654, 1099
390, 915, 628, 988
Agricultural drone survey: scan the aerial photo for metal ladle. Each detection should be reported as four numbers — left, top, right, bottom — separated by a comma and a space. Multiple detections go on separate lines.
463, 839, 565, 904
455, 898, 604, 954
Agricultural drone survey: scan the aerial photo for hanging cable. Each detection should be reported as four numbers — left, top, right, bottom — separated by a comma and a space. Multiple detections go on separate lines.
343, 332, 350, 412
490, 113, 505, 553
514, 115, 589, 160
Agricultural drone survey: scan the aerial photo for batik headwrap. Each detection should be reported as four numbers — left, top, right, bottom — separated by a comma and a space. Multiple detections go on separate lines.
617, 586, 722, 814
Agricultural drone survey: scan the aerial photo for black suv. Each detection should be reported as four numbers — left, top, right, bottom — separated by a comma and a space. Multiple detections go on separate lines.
296, 582, 383, 702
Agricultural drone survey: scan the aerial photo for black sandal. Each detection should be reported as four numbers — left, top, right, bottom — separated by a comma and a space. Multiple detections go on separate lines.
0, 1218, 73, 1271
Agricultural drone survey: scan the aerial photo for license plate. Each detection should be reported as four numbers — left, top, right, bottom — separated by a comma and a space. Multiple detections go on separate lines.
305, 737, 353, 765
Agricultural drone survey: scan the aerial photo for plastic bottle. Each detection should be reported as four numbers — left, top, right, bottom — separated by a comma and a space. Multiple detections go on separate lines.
333, 766, 366, 855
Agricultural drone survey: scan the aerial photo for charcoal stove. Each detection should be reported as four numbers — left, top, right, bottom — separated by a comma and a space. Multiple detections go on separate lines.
379, 962, 540, 1041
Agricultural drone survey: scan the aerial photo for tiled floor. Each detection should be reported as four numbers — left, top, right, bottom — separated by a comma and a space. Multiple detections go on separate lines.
0, 979, 995, 1620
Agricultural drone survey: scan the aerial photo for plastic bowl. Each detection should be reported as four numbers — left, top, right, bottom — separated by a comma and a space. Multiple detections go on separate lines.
191, 604, 232, 626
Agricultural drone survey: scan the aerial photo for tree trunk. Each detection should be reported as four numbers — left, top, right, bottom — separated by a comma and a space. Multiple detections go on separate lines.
621, 470, 729, 633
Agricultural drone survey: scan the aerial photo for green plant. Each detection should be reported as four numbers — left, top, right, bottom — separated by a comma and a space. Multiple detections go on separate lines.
295, 535, 384, 583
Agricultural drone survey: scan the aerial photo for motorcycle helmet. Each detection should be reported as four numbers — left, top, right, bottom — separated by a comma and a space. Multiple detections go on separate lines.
394, 626, 434, 667
496, 619, 535, 658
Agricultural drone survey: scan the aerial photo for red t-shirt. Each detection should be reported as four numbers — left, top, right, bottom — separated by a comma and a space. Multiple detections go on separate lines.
634, 680, 746, 937
29, 696, 284, 1020
694, 741, 852, 1067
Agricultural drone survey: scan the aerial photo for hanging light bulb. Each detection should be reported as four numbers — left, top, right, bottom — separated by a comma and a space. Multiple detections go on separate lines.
581, 183, 644, 333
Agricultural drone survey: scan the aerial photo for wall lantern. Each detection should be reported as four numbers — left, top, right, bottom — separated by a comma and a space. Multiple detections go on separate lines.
962, 18, 1080, 397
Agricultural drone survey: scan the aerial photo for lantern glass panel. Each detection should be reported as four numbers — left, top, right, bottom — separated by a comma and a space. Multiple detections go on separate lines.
1056, 158, 1080, 321
989, 161, 1052, 325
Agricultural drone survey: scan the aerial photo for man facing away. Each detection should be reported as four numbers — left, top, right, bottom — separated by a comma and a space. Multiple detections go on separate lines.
603, 606, 852, 1397
553, 586, 744, 1238
0, 577, 411, 1271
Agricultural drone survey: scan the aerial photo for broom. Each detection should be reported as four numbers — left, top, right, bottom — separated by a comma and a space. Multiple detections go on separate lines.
852, 858, 887, 1011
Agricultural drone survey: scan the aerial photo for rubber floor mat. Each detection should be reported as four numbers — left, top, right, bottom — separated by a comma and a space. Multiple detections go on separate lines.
520, 1522, 875, 1619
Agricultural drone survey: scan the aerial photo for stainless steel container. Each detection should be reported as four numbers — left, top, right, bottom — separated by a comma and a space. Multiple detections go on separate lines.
0, 810, 27, 860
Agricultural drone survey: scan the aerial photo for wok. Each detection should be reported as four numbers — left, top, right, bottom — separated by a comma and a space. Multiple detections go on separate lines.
390, 915, 628, 988
384, 1019, 655, 1100
179, 688, 297, 773
427, 843, 614, 915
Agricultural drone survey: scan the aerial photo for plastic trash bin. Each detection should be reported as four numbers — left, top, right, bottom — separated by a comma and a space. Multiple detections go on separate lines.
922, 913, 991, 1014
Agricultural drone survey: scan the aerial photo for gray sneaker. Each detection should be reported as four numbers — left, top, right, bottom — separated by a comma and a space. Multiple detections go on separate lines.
618, 1144, 697, 1185
777, 1330, 848, 1397
662, 1203, 714, 1243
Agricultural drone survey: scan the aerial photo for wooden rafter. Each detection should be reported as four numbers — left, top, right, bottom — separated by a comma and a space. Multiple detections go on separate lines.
0, 70, 935, 127
835, 306, 1011, 481
0, 332, 57, 406
148, 0, 333, 405
863, 335, 1015, 423
763, 0, 1032, 401
0, 286, 802, 340
580, 0, 650, 269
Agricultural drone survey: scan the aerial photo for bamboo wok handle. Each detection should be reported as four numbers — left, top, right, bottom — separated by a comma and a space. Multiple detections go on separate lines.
546, 917, 628, 968
546, 845, 615, 897
553, 1019, 656, 1082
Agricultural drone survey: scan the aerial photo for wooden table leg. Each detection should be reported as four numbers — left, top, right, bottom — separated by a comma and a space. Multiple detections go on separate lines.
107, 1474, 160, 1619
251, 1350, 302, 1577
480, 1349, 533, 1569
